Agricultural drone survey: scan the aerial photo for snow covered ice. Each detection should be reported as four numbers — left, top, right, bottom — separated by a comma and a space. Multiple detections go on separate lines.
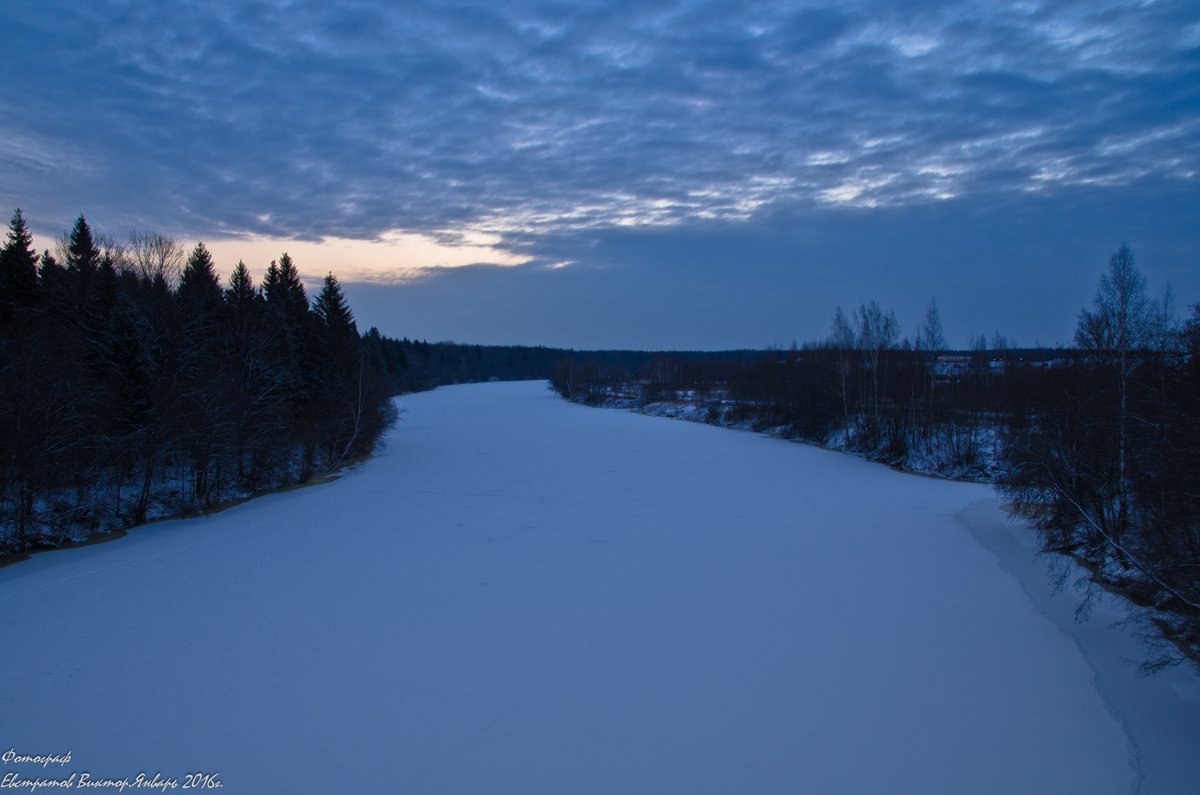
2, 381, 1198, 793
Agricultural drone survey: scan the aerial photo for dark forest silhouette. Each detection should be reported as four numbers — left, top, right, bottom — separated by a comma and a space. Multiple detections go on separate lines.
0, 210, 395, 553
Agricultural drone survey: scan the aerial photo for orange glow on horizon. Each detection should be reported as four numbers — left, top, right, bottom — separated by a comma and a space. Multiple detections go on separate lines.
204, 230, 529, 284
30, 228, 529, 286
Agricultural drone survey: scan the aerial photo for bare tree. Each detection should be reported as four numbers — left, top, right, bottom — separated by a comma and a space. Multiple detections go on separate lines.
830, 306, 855, 426
854, 300, 900, 448
1074, 243, 1151, 545
919, 297, 945, 353
94, 232, 130, 272
919, 297, 946, 440
128, 230, 185, 288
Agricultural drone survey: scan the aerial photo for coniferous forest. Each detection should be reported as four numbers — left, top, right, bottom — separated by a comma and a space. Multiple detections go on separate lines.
0, 209, 396, 555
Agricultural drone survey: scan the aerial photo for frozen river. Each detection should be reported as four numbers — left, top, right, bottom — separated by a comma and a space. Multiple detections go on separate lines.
2, 381, 1198, 793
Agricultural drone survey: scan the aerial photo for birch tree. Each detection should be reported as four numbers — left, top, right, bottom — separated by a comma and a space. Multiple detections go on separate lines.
1075, 244, 1150, 546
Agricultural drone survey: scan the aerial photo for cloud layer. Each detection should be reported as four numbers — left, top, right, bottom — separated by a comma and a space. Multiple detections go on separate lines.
4, 1, 1196, 238
2, 0, 1197, 346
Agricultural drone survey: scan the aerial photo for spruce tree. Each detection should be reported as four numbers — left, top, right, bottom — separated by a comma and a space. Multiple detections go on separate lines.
66, 215, 100, 272
177, 242, 228, 504
313, 272, 356, 340
262, 253, 313, 376
222, 260, 274, 482
262, 253, 320, 479
53, 215, 104, 326
225, 260, 256, 313
178, 242, 222, 317
313, 273, 364, 467
36, 250, 64, 312
0, 209, 40, 312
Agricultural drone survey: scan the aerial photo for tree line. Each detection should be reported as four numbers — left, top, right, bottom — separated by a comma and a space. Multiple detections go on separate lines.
550, 307, 1044, 476
549, 246, 1199, 668
0, 209, 395, 556
362, 333, 579, 393
0, 207, 722, 558
1000, 246, 1199, 669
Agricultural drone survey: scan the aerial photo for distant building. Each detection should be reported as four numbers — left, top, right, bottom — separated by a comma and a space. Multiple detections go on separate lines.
933, 355, 972, 383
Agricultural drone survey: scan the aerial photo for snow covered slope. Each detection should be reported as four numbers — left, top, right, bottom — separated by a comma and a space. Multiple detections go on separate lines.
3, 381, 1198, 793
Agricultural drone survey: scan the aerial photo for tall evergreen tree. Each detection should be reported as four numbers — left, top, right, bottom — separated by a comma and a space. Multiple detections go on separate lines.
310, 271, 364, 469
263, 254, 312, 380
176, 242, 228, 504
65, 215, 100, 272
265, 253, 309, 321
262, 254, 319, 479
0, 209, 40, 313
53, 215, 105, 327
97, 253, 119, 322
37, 250, 65, 312
263, 254, 312, 374
225, 260, 257, 313
222, 260, 278, 482
313, 272, 356, 340
178, 242, 222, 317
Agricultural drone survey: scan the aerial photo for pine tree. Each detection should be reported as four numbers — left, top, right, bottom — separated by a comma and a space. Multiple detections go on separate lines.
225, 260, 256, 313
313, 272, 356, 340
53, 215, 105, 327
311, 273, 366, 467
36, 250, 65, 314
221, 260, 278, 483
262, 254, 320, 479
176, 242, 228, 504
66, 215, 100, 272
0, 209, 40, 314
0, 210, 46, 543
263, 254, 312, 379
97, 253, 119, 321
178, 242, 222, 317
262, 253, 313, 382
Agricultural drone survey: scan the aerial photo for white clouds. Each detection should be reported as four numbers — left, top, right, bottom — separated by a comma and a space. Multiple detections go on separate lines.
916, 164, 960, 178
806, 150, 852, 166
818, 172, 898, 208
0, 0, 1196, 267
890, 34, 939, 57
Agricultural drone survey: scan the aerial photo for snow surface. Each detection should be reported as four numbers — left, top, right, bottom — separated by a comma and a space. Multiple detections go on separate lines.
3, 380, 1198, 794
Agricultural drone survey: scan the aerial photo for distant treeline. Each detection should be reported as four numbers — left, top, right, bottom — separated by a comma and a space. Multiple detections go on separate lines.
548, 247, 1200, 669
362, 334, 574, 392
361, 335, 766, 394
551, 342, 1086, 471
0, 210, 395, 556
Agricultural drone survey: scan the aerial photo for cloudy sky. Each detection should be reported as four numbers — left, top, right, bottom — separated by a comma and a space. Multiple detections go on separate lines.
3, 1, 1198, 349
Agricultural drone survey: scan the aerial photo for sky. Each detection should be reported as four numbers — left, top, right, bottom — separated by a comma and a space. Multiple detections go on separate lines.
2, 0, 1198, 349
